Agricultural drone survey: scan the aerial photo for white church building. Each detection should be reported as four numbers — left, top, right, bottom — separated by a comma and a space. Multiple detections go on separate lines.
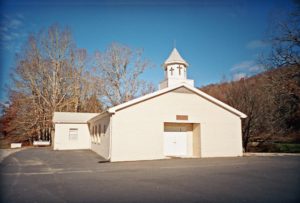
53, 48, 247, 162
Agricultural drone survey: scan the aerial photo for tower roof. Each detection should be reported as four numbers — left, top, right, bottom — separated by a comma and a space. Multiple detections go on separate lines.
164, 48, 189, 67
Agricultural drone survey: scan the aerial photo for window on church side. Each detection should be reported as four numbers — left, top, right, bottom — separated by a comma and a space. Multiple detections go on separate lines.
93, 126, 96, 143
91, 126, 94, 142
95, 125, 97, 142
104, 125, 106, 135
98, 124, 101, 144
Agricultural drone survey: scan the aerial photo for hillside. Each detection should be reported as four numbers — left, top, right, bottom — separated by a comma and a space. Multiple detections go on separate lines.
200, 65, 300, 152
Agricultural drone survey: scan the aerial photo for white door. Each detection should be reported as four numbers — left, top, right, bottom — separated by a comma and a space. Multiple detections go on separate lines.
164, 132, 187, 156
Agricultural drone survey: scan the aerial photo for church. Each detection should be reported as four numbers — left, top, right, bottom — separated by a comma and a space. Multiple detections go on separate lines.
53, 48, 247, 162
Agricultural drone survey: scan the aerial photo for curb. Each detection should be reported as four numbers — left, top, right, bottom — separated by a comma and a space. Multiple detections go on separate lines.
244, 153, 300, 157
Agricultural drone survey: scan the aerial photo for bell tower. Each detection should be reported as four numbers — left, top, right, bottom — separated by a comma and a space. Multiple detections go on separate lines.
159, 48, 194, 89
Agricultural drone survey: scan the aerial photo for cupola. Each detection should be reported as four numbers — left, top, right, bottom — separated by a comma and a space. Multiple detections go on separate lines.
159, 48, 194, 89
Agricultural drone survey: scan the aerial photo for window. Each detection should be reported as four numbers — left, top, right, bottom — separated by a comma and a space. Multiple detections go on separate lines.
93, 126, 96, 143
98, 124, 101, 143
95, 125, 98, 143
92, 126, 95, 142
104, 125, 106, 136
69, 128, 78, 140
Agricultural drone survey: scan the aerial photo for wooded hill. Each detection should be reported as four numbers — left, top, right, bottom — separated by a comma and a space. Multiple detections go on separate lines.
201, 65, 300, 152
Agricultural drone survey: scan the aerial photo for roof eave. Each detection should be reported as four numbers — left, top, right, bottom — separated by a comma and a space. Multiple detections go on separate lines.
53, 121, 88, 124
87, 111, 112, 123
163, 61, 189, 68
108, 83, 247, 119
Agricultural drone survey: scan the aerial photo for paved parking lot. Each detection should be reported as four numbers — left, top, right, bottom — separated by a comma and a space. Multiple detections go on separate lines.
1, 148, 299, 203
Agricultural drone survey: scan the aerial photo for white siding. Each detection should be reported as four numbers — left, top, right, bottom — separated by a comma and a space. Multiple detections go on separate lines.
54, 124, 91, 150
111, 88, 243, 162
201, 121, 243, 157
89, 115, 111, 159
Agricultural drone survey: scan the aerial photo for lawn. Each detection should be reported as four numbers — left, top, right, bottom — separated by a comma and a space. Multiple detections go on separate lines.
275, 143, 300, 153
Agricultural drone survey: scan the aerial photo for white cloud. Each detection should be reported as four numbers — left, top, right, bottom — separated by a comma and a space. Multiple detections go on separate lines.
248, 65, 262, 72
230, 60, 265, 81
16, 13, 24, 19
231, 60, 264, 73
0, 26, 8, 32
233, 73, 247, 81
10, 19, 22, 29
231, 60, 253, 71
246, 40, 268, 49
0, 14, 26, 52
3, 34, 12, 41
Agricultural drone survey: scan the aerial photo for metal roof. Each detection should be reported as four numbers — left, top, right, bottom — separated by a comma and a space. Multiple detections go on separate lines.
163, 48, 189, 67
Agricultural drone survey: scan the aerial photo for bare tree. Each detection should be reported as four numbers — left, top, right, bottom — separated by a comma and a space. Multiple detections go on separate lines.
6, 24, 101, 142
265, 5, 300, 68
262, 5, 300, 135
263, 66, 300, 134
224, 79, 262, 151
2, 29, 155, 144
94, 43, 155, 107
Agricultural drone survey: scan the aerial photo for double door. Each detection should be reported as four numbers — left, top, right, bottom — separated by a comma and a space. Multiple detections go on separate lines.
164, 131, 187, 156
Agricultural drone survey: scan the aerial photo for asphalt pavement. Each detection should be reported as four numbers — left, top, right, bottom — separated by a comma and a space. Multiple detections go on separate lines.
1, 148, 299, 203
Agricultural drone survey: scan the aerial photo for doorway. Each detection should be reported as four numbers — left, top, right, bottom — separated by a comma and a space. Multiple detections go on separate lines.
164, 131, 187, 156
163, 122, 200, 158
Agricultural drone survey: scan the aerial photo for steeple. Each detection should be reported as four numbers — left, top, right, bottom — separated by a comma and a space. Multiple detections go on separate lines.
164, 48, 189, 67
159, 48, 194, 89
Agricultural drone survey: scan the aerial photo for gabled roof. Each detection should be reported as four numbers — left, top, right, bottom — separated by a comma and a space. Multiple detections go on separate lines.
53, 112, 99, 123
108, 83, 247, 118
164, 48, 189, 67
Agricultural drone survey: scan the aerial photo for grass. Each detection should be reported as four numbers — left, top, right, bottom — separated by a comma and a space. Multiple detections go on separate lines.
275, 143, 300, 153
247, 141, 300, 153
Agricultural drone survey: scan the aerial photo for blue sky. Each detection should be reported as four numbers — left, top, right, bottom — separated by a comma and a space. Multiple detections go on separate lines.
0, 0, 296, 101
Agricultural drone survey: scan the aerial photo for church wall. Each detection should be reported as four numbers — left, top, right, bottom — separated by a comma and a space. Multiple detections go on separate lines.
53, 123, 91, 150
110, 88, 243, 162
89, 114, 111, 160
